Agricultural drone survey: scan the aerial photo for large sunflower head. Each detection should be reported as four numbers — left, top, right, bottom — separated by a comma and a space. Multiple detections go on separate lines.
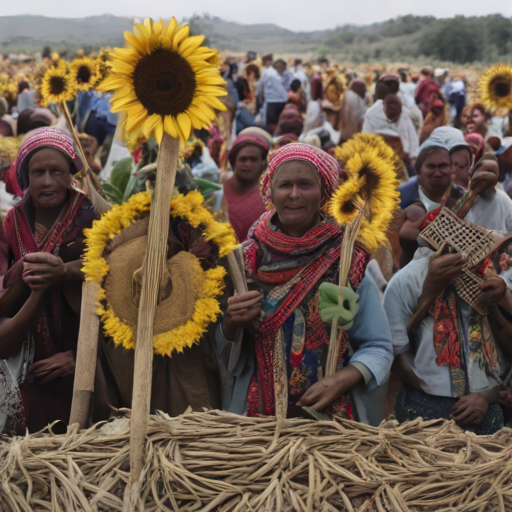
478, 64, 512, 111
70, 57, 99, 91
99, 17, 227, 144
40, 66, 77, 105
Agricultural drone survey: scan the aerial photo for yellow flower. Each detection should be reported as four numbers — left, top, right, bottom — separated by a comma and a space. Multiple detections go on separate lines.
98, 17, 227, 144
70, 57, 99, 91
40, 66, 77, 105
478, 64, 512, 110
328, 133, 400, 254
82, 190, 236, 356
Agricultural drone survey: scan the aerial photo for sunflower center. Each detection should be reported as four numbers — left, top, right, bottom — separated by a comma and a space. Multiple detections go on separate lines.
491, 78, 511, 98
77, 65, 92, 84
359, 165, 380, 198
133, 49, 197, 117
50, 76, 65, 95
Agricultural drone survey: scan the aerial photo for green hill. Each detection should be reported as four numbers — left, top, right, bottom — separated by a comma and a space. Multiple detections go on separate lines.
1, 13, 511, 64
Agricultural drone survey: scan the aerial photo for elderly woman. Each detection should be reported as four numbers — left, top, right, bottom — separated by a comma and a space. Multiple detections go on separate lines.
217, 143, 393, 419
0, 127, 97, 433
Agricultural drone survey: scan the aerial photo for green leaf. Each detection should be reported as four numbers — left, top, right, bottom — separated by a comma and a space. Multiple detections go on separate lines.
109, 157, 134, 194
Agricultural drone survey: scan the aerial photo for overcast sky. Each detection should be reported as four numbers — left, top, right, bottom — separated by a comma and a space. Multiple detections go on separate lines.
2, 0, 511, 32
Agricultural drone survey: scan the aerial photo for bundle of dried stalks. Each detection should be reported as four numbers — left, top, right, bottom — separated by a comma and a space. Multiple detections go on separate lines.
1, 410, 511, 512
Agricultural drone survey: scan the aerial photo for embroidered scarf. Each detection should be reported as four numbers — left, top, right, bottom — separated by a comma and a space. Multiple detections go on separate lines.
243, 211, 369, 417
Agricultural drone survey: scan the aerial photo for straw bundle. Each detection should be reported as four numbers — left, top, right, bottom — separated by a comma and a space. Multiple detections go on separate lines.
1, 410, 511, 511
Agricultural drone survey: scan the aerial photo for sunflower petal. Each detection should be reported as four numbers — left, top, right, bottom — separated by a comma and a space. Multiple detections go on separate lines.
124, 31, 146, 54
172, 25, 190, 50
125, 106, 148, 132
154, 120, 164, 144
163, 17, 178, 40
178, 35, 205, 58
142, 114, 161, 139
177, 112, 192, 139
195, 85, 228, 97
164, 116, 179, 138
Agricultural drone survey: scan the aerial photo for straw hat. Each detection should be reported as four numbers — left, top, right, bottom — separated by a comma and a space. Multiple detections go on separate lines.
103, 217, 205, 337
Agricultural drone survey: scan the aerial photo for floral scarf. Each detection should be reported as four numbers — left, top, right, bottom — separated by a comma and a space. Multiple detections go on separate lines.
243, 211, 369, 417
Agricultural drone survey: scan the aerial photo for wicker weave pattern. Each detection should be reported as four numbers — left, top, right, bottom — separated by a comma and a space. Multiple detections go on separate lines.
419, 208, 492, 315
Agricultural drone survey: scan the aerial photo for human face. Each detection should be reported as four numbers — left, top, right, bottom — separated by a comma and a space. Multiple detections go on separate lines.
271, 161, 322, 237
274, 62, 286, 76
28, 148, 72, 209
384, 95, 402, 122
233, 145, 264, 184
417, 149, 452, 198
467, 108, 486, 133
451, 149, 471, 188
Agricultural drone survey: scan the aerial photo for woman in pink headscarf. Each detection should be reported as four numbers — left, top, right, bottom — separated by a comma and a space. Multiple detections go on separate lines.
218, 143, 393, 419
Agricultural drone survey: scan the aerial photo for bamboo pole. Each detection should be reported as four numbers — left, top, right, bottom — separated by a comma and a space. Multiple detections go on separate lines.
59, 101, 111, 213
227, 246, 248, 294
69, 280, 101, 429
325, 203, 367, 377
127, 132, 180, 508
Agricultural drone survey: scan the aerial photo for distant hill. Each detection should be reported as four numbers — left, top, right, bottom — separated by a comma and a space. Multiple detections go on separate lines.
1, 13, 511, 64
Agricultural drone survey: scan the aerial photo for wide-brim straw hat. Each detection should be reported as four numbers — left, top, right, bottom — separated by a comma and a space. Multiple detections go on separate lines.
103, 217, 204, 335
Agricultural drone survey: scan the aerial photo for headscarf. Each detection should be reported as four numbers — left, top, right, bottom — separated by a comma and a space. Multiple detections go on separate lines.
14, 127, 83, 191
349, 79, 367, 100
274, 104, 304, 137
261, 142, 341, 208
228, 133, 270, 168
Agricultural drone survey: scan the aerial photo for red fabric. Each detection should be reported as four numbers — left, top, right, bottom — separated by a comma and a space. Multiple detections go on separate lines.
464, 133, 485, 164
223, 180, 266, 242
243, 211, 370, 416
432, 293, 461, 368
4, 164, 22, 197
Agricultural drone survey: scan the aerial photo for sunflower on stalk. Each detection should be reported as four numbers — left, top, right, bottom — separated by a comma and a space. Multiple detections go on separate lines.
40, 66, 77, 106
478, 64, 512, 111
99, 17, 227, 144
323, 133, 400, 376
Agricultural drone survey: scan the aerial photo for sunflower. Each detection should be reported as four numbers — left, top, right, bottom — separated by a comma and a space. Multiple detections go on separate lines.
99, 17, 227, 144
40, 66, 77, 105
82, 190, 237, 356
478, 64, 512, 111
70, 57, 99, 91
328, 135, 400, 253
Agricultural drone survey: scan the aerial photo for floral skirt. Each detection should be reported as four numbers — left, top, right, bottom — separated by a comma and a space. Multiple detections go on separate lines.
396, 383, 503, 435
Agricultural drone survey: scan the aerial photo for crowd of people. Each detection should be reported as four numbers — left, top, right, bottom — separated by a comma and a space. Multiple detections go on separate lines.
1, 50, 512, 439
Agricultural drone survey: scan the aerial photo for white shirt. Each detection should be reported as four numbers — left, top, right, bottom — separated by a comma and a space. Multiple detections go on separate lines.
466, 188, 512, 232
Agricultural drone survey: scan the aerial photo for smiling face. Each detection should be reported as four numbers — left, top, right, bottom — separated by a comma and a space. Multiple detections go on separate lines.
271, 160, 322, 237
467, 108, 486, 133
28, 148, 72, 209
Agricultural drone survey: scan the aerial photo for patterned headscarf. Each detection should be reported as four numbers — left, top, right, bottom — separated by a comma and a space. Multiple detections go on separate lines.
14, 127, 83, 191
261, 143, 341, 208
228, 133, 271, 168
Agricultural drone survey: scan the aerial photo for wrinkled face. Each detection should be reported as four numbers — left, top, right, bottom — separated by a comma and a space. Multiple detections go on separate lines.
28, 148, 71, 209
271, 161, 322, 234
451, 149, 471, 188
417, 149, 452, 197
234, 144, 265, 183
468, 108, 486, 132
384, 95, 402, 122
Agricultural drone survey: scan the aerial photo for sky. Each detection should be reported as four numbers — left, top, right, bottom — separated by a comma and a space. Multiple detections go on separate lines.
1, 0, 512, 32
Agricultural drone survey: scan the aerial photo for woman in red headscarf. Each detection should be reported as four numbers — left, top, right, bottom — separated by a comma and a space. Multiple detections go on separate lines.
0, 127, 98, 434
217, 144, 393, 419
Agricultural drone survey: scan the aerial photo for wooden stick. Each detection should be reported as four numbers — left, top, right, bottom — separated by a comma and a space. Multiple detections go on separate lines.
69, 280, 101, 429
127, 132, 180, 507
325, 204, 367, 377
59, 101, 111, 213
227, 246, 248, 294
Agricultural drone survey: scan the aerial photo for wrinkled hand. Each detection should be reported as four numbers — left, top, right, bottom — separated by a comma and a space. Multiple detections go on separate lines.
22, 252, 66, 291
469, 160, 499, 195
298, 366, 364, 411
450, 393, 489, 425
479, 277, 507, 306
319, 282, 359, 329
425, 253, 464, 296
29, 351, 75, 384
222, 290, 263, 341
